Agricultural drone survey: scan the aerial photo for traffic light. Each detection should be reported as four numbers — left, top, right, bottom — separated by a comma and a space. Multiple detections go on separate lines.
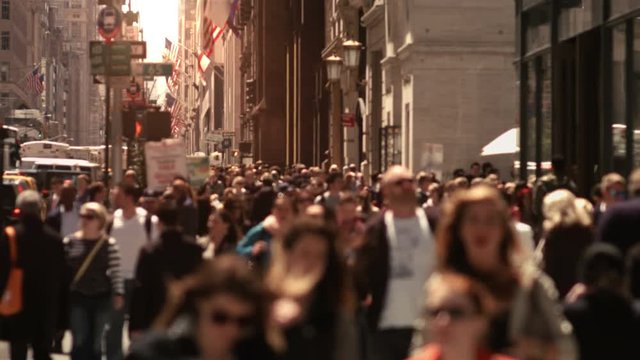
123, 110, 171, 141
122, 110, 145, 139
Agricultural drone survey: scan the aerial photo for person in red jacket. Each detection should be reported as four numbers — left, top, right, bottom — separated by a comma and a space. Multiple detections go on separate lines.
408, 272, 514, 360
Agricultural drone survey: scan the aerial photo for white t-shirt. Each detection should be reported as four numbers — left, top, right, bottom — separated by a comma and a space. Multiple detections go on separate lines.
379, 209, 435, 329
110, 207, 158, 279
60, 205, 80, 238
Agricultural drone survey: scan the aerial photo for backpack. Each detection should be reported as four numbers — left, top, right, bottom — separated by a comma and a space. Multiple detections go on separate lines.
0, 226, 23, 316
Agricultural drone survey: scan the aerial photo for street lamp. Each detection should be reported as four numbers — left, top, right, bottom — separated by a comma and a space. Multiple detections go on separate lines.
342, 40, 362, 69
325, 55, 343, 82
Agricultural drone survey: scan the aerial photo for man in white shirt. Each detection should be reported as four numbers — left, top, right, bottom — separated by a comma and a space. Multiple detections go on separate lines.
105, 182, 157, 360
356, 166, 436, 360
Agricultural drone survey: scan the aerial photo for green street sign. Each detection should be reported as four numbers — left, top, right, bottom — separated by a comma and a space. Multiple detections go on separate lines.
89, 41, 132, 76
141, 63, 173, 77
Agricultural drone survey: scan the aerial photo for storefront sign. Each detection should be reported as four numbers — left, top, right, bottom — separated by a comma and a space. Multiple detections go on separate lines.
145, 139, 187, 190
187, 155, 210, 189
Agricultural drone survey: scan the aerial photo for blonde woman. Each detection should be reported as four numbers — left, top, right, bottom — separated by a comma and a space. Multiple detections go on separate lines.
538, 190, 594, 298
63, 202, 123, 360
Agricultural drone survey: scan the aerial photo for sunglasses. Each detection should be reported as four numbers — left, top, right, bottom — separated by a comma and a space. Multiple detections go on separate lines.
80, 213, 97, 221
209, 310, 254, 330
426, 306, 475, 321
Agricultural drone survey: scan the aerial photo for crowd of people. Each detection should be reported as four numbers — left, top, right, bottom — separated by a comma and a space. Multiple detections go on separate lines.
0, 157, 639, 360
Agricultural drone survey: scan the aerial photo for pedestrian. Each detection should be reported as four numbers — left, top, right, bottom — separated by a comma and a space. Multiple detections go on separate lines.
196, 184, 212, 237
47, 177, 63, 211
201, 209, 240, 259
88, 181, 107, 205
171, 177, 199, 237
354, 165, 436, 360
251, 174, 278, 225
436, 186, 577, 359
46, 181, 81, 238
267, 217, 360, 360
532, 156, 578, 225
0, 191, 68, 360
597, 168, 640, 256
105, 183, 158, 360
416, 171, 434, 206
64, 202, 124, 360
537, 189, 594, 298
128, 199, 203, 338
315, 171, 344, 212
335, 193, 365, 266
564, 243, 640, 360
409, 271, 514, 360
593, 172, 626, 225
236, 194, 294, 272
127, 255, 276, 360
76, 174, 92, 206
123, 170, 138, 188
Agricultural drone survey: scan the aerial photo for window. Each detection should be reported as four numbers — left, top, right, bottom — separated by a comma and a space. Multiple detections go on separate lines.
611, 0, 640, 18
1, 31, 9, 50
611, 23, 627, 169
0, 62, 8, 82
559, 0, 602, 41
1, 0, 9, 20
524, 5, 551, 54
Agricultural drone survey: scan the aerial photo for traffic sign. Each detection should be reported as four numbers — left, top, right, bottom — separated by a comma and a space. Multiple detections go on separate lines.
129, 41, 147, 59
140, 63, 173, 77
205, 132, 223, 143
97, 6, 122, 40
90, 41, 132, 76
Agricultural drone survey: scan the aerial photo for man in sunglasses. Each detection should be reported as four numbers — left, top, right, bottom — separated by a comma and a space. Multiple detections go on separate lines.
355, 166, 437, 360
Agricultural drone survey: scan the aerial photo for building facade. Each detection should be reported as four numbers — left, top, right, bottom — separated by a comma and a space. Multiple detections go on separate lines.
363, 0, 516, 178
515, 0, 640, 196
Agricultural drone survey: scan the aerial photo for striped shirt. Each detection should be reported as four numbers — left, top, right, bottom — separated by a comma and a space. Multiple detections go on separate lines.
63, 234, 124, 297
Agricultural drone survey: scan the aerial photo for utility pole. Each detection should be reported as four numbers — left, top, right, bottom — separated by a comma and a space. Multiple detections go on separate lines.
104, 42, 111, 185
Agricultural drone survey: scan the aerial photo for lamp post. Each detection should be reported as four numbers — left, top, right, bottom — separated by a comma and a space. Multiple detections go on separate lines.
342, 40, 362, 69
325, 54, 343, 167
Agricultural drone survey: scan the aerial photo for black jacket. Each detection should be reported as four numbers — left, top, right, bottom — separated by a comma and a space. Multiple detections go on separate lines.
0, 217, 69, 340
564, 291, 640, 360
597, 198, 640, 256
354, 209, 436, 331
129, 230, 203, 332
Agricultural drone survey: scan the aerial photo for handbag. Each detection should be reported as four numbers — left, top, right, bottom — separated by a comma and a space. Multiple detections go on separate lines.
70, 236, 107, 290
0, 226, 23, 316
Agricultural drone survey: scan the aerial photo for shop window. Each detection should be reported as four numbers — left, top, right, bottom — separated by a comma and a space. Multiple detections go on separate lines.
611, 23, 627, 168
559, 0, 603, 41
540, 55, 552, 170
1, 31, 9, 50
526, 62, 537, 172
611, 0, 640, 18
1, 0, 9, 20
524, 4, 551, 54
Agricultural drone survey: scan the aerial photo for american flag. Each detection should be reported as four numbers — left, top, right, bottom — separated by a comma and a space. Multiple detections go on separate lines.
167, 58, 181, 95
164, 38, 180, 63
226, 0, 241, 37
25, 67, 45, 94
169, 97, 185, 136
202, 16, 223, 57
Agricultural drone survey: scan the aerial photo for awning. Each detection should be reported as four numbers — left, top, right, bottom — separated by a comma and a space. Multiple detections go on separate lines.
481, 128, 519, 156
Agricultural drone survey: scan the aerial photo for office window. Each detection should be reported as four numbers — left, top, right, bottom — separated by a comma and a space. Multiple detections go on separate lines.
1, 31, 9, 50
0, 62, 8, 82
1, 0, 9, 20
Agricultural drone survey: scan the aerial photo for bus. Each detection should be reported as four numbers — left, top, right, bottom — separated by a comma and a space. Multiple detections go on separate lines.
16, 157, 102, 190
20, 140, 70, 158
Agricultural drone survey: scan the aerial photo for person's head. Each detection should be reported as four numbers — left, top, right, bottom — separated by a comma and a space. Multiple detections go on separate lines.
15, 190, 44, 221
124, 169, 137, 185
579, 243, 625, 293
50, 177, 63, 194
438, 186, 520, 280
469, 162, 481, 177
88, 182, 107, 204
424, 272, 494, 354
208, 209, 238, 248
416, 171, 434, 191
294, 190, 314, 214
304, 204, 326, 220
172, 177, 191, 203
260, 173, 274, 188
481, 162, 494, 176
454, 176, 470, 190
428, 183, 444, 205
60, 181, 77, 211
628, 169, 640, 198
232, 176, 246, 190
271, 194, 294, 224
156, 199, 180, 230
76, 174, 91, 193
268, 218, 349, 308
326, 172, 344, 193
163, 256, 266, 359
601, 172, 627, 205
381, 165, 417, 210
114, 182, 139, 209
336, 192, 358, 225
329, 164, 340, 174
453, 168, 466, 179
542, 189, 592, 233
79, 202, 108, 234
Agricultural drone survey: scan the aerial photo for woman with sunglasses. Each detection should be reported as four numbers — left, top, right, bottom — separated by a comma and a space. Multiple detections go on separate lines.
267, 217, 359, 360
410, 272, 514, 360
63, 202, 124, 360
435, 186, 577, 360
127, 255, 276, 360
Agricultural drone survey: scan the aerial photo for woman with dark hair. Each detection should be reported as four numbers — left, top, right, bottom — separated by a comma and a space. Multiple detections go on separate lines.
202, 209, 240, 258
267, 217, 359, 360
435, 186, 576, 360
127, 255, 276, 360
87, 182, 107, 205
223, 194, 252, 236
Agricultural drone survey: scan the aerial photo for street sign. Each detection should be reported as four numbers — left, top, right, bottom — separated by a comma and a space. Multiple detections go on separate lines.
222, 131, 235, 137
129, 41, 147, 59
97, 6, 122, 40
205, 132, 223, 143
90, 41, 132, 76
140, 63, 173, 77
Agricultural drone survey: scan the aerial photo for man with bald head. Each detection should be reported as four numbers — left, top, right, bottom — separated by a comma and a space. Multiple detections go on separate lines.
355, 166, 436, 360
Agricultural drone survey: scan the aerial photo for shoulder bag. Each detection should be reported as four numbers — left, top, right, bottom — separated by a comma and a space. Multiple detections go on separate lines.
0, 227, 23, 316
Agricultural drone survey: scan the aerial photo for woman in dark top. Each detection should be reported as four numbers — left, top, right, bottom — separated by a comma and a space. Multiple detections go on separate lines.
435, 186, 576, 359
266, 217, 359, 360
127, 255, 275, 360
202, 209, 240, 258
64, 202, 124, 360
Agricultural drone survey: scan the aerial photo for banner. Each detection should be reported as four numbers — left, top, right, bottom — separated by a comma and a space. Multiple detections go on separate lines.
145, 139, 188, 191
187, 155, 210, 189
